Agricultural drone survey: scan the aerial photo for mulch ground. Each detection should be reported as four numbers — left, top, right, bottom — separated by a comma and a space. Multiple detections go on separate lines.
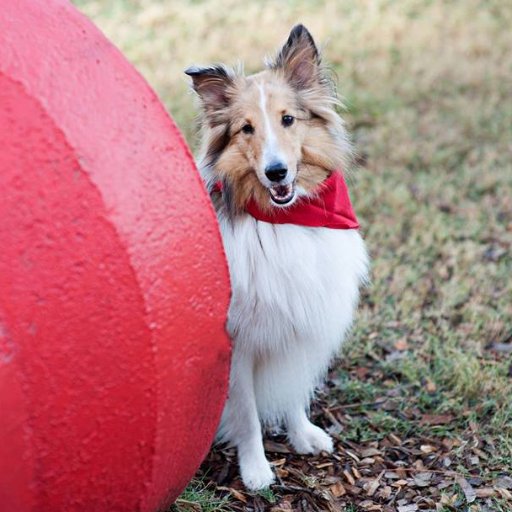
192, 359, 512, 512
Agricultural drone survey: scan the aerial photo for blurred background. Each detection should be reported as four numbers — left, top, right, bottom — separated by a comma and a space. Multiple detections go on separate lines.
74, 1, 511, 509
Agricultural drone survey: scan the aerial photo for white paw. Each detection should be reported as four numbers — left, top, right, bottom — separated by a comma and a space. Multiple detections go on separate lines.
240, 458, 275, 491
289, 423, 334, 455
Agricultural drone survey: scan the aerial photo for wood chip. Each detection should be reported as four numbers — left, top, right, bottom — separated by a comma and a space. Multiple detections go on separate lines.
343, 469, 356, 486
345, 449, 361, 463
359, 499, 383, 510
264, 441, 291, 453
361, 447, 382, 457
315, 462, 333, 469
329, 481, 346, 497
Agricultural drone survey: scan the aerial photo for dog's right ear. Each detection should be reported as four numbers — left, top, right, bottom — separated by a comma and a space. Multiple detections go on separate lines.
185, 65, 233, 113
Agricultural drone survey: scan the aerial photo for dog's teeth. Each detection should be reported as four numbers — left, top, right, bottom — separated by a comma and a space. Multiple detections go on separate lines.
269, 182, 296, 205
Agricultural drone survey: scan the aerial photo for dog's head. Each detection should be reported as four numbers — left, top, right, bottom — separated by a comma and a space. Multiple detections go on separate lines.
186, 24, 350, 212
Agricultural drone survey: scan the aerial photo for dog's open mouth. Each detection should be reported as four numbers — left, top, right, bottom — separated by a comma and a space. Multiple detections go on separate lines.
269, 183, 295, 205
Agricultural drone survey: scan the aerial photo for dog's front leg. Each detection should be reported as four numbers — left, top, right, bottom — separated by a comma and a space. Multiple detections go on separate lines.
222, 348, 274, 490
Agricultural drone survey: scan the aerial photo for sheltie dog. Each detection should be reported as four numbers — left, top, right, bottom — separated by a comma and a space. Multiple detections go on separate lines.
186, 24, 369, 490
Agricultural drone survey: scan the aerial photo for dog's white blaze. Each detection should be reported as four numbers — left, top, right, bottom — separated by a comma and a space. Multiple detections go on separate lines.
258, 83, 284, 172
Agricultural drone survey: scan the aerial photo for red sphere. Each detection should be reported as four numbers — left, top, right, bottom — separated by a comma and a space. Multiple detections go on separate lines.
0, 1, 231, 511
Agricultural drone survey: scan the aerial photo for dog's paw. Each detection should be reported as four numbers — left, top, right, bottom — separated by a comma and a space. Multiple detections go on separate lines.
289, 423, 334, 455
240, 458, 275, 491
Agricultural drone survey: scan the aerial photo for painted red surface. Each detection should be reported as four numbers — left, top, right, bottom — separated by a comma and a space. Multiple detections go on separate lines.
0, 1, 231, 511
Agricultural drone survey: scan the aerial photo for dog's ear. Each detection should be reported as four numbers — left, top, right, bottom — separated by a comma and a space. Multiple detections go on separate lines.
185, 65, 233, 113
273, 24, 321, 89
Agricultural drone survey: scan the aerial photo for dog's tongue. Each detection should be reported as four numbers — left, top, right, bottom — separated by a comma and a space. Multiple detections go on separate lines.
269, 183, 294, 204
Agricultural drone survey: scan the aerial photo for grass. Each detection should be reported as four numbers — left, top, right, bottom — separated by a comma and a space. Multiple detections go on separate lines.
171, 479, 231, 512
74, 1, 512, 510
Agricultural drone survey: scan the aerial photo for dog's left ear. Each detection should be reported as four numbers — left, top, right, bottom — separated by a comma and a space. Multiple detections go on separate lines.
272, 24, 321, 89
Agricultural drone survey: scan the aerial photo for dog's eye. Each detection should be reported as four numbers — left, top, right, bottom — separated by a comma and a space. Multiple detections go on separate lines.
282, 115, 294, 127
241, 123, 254, 134
282, 114, 295, 127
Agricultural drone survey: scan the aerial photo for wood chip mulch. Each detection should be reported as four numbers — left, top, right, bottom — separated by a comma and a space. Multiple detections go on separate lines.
193, 365, 512, 512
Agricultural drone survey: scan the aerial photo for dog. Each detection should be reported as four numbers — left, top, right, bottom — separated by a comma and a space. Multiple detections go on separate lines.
186, 24, 369, 490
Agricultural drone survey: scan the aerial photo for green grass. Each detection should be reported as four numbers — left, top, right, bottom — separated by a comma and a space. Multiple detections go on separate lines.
171, 479, 231, 512
73, 0, 512, 509
255, 487, 277, 504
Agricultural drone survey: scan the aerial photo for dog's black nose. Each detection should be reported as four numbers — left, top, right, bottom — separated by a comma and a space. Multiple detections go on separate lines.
265, 162, 288, 182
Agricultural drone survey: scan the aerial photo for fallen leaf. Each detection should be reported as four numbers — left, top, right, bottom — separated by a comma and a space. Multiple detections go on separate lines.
490, 343, 512, 353
217, 487, 248, 503
475, 488, 495, 498
229, 488, 247, 503
361, 447, 382, 457
389, 433, 402, 445
420, 444, 437, 454
394, 338, 408, 351
425, 379, 437, 392
456, 477, 476, 503
397, 505, 418, 512
379, 485, 392, 499
275, 467, 289, 478
420, 414, 454, 425
496, 476, 512, 489
359, 499, 383, 510
413, 472, 432, 487
356, 366, 370, 379
496, 488, 512, 500
366, 470, 385, 497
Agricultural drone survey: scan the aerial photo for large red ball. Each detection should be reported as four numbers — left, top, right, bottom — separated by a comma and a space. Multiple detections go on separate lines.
0, 1, 231, 511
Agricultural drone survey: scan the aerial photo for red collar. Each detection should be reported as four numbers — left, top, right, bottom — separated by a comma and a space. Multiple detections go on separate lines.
215, 172, 359, 229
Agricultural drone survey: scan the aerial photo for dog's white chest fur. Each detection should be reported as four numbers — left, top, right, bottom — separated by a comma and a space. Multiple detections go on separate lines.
219, 213, 369, 424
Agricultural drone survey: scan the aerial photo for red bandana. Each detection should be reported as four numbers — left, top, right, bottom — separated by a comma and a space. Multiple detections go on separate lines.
215, 171, 359, 229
